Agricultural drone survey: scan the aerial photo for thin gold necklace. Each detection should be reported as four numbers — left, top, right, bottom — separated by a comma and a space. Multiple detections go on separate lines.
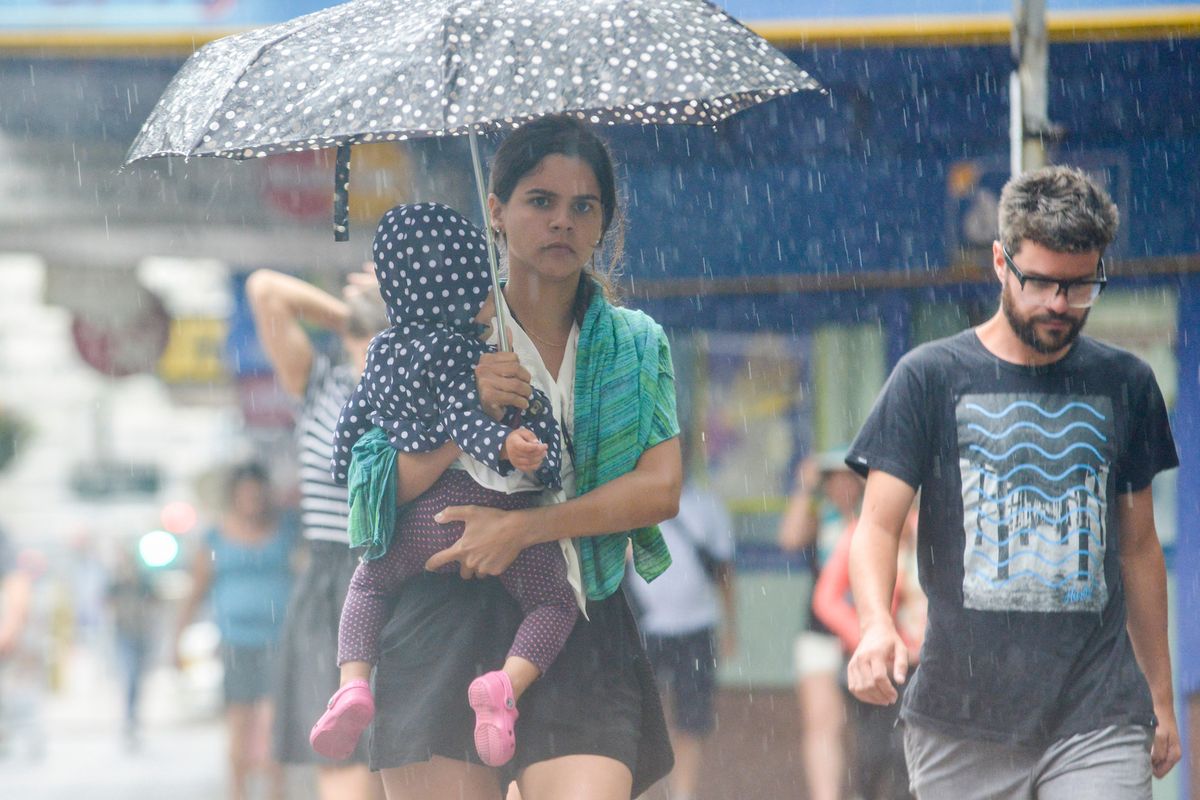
523, 325, 569, 348
502, 287, 570, 348
506, 297, 569, 347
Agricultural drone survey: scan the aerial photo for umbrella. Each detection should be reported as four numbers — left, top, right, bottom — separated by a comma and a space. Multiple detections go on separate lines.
126, 0, 820, 348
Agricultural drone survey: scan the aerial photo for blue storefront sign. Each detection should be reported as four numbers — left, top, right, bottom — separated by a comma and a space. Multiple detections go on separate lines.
3, 0, 1197, 30
0, 0, 331, 29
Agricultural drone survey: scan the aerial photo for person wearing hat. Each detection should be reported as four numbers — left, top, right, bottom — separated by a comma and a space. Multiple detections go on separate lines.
778, 448, 863, 800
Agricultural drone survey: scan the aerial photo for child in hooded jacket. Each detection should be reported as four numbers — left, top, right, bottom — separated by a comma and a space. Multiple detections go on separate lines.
309, 203, 579, 768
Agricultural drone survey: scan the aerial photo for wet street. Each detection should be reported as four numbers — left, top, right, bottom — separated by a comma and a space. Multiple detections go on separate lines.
0, 649, 316, 800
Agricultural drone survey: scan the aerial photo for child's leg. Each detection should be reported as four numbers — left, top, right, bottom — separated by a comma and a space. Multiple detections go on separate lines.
314, 537, 427, 761
495, 540, 579, 700
337, 473, 533, 666
467, 539, 577, 768
337, 545, 414, 667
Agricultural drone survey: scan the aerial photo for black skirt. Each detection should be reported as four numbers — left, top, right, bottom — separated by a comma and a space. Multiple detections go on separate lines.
273, 539, 368, 766
369, 570, 673, 795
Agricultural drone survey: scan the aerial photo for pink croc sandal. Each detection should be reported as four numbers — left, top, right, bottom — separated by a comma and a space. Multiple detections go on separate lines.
468, 671, 519, 767
309, 678, 375, 761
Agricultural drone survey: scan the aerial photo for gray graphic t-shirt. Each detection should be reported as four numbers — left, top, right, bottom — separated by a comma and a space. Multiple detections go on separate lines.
847, 330, 1177, 745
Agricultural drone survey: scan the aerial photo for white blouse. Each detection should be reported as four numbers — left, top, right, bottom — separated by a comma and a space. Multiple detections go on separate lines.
451, 290, 585, 611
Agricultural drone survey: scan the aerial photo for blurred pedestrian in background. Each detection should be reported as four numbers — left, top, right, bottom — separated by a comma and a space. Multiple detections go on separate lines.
0, 523, 34, 759
106, 544, 161, 751
246, 264, 387, 800
813, 503, 925, 799
174, 462, 295, 800
777, 450, 862, 800
625, 434, 736, 800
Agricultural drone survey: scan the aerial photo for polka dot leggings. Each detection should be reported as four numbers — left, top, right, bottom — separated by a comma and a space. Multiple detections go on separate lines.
337, 469, 578, 675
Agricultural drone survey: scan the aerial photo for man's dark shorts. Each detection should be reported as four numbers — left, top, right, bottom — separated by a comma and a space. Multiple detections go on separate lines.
642, 628, 717, 736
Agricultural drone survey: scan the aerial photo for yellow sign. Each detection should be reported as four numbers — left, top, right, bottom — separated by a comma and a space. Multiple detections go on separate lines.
158, 317, 227, 384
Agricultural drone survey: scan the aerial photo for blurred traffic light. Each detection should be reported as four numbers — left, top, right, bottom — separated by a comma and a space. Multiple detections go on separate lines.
138, 529, 180, 568
160, 500, 198, 535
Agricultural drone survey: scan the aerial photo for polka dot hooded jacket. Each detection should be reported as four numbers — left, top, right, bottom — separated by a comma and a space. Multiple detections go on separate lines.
331, 202, 561, 490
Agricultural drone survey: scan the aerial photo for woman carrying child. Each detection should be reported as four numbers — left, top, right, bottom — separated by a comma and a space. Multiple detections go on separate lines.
363, 115, 683, 800
310, 201, 584, 770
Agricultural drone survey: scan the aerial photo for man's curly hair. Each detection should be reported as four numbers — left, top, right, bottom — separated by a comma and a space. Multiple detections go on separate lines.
999, 165, 1119, 256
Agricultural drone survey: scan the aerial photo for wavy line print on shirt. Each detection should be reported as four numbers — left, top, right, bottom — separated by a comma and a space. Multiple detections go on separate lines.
963, 400, 1106, 421
966, 421, 1108, 442
972, 527, 1103, 549
957, 392, 1113, 613
968, 442, 1105, 462
968, 547, 1101, 569
972, 464, 1099, 482
976, 506, 1102, 526
968, 568, 1092, 589
969, 483, 1105, 507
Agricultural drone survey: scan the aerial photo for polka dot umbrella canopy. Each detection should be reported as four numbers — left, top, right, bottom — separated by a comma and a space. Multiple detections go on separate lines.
128, 0, 817, 159
125, 0, 820, 344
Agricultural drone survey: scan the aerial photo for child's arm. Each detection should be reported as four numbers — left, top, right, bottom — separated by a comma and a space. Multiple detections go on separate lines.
435, 339, 562, 488
395, 441, 462, 504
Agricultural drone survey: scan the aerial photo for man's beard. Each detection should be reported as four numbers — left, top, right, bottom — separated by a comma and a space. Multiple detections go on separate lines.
1001, 284, 1088, 355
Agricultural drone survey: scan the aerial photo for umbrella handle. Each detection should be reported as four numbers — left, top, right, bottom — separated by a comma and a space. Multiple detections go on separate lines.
469, 129, 510, 353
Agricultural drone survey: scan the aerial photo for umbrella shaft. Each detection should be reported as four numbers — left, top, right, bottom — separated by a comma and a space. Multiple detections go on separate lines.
470, 129, 510, 353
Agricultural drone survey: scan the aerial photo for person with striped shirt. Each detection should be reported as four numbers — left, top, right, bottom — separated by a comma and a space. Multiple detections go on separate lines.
245, 265, 387, 800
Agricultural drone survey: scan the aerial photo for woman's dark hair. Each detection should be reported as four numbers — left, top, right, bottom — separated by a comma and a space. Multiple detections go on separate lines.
488, 114, 624, 320
225, 461, 270, 501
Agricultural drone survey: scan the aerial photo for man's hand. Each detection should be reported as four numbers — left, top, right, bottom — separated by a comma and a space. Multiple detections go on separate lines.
847, 620, 909, 705
475, 351, 533, 422
503, 427, 548, 473
425, 504, 526, 579
1150, 702, 1182, 778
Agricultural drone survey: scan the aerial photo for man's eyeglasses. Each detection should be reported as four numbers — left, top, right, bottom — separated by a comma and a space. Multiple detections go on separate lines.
1002, 246, 1107, 309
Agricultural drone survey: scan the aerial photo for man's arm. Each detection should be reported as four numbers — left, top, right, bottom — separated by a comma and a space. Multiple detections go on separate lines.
1119, 486, 1181, 779
846, 469, 916, 705
245, 269, 349, 398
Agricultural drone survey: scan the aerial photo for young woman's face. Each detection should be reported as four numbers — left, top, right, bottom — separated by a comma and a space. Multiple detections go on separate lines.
491, 154, 605, 284
230, 477, 270, 518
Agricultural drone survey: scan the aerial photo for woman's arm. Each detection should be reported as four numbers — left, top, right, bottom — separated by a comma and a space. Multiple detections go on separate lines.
777, 457, 822, 552
172, 542, 214, 668
425, 437, 683, 578
812, 527, 860, 653
0, 568, 32, 659
245, 269, 349, 398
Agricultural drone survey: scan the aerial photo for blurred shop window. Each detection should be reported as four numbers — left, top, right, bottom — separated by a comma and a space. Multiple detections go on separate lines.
811, 324, 886, 453
1086, 288, 1179, 550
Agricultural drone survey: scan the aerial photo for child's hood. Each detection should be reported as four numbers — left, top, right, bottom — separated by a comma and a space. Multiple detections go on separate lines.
371, 202, 492, 330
